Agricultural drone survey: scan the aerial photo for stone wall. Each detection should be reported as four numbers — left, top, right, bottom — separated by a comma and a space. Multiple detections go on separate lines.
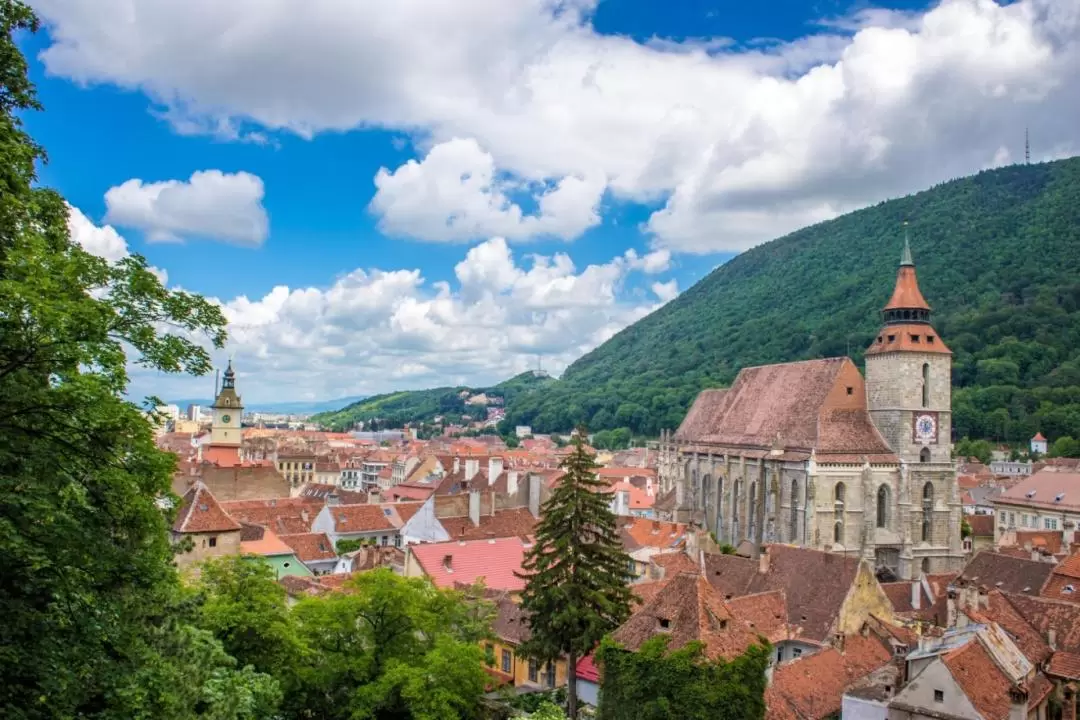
865, 351, 952, 464
175, 529, 242, 569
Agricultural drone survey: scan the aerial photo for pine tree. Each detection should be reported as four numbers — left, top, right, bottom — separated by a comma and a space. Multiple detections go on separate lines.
517, 426, 634, 718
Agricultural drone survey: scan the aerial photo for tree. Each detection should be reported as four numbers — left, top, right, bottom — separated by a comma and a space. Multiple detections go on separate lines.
517, 426, 634, 718
287, 569, 491, 720
0, 4, 279, 717
196, 556, 304, 680
597, 636, 769, 720
1050, 436, 1080, 459
334, 537, 365, 554
953, 437, 993, 465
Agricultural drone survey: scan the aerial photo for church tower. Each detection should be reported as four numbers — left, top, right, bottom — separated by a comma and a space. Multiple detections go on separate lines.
864, 232, 952, 464
210, 360, 243, 448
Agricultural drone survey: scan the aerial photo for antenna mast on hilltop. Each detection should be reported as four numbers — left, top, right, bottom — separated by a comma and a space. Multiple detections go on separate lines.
1025, 127, 1030, 165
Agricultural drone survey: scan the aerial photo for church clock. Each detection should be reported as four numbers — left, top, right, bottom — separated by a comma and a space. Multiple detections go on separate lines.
221, 414, 231, 424
913, 412, 938, 444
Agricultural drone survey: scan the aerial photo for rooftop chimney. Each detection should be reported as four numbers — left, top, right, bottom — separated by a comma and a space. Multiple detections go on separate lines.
1048, 629, 1057, 650
911, 581, 921, 611
507, 470, 520, 498
327, 492, 340, 506
453, 456, 460, 474
528, 473, 542, 519
465, 458, 479, 482
758, 546, 770, 575
488, 456, 504, 484
469, 489, 481, 527
442, 554, 453, 571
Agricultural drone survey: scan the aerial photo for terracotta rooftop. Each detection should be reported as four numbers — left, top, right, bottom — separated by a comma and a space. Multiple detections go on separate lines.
865, 323, 951, 356
1048, 650, 1080, 681
676, 357, 895, 459
967, 591, 1051, 666
491, 593, 530, 645
706, 545, 864, 642
220, 497, 320, 535
766, 633, 892, 720
942, 639, 1013, 720
329, 503, 422, 534
409, 536, 531, 591
619, 517, 687, 552
998, 469, 1080, 512
438, 508, 537, 541
967, 514, 995, 537
1042, 551, 1080, 601
959, 551, 1054, 596
240, 526, 295, 557
611, 573, 760, 661
173, 483, 242, 534
1004, 592, 1080, 653
727, 590, 790, 644
278, 532, 337, 562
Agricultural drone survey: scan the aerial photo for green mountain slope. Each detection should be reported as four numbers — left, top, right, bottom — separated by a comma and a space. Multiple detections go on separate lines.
501, 157, 1080, 444
311, 371, 554, 431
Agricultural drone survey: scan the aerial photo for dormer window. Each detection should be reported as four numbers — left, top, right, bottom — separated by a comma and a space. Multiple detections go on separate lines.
846, 386, 854, 396
887, 334, 896, 343
911, 334, 920, 343
927, 335, 935, 343
658, 617, 670, 630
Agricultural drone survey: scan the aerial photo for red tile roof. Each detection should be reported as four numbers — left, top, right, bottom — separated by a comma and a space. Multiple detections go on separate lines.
1033, 432, 1047, 442
173, 483, 242, 534
240, 527, 295, 556
727, 590, 790, 644
1048, 650, 1080, 680
942, 639, 1012, 720
279, 532, 337, 562
959, 551, 1053, 596
410, 536, 530, 591
612, 573, 760, 661
220, 497, 320, 535
577, 652, 600, 683
967, 514, 995, 537
1004, 593, 1080, 653
766, 633, 892, 720
438, 508, 538, 541
865, 323, 951, 355
329, 503, 422, 533
619, 518, 687, 551
999, 469, 1080, 512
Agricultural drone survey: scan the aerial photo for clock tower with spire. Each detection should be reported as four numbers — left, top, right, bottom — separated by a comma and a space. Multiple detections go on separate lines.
210, 360, 243, 448
865, 231, 952, 464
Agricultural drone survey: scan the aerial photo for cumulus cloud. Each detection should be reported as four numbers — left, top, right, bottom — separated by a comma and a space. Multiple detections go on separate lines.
651, 279, 679, 303
104, 170, 269, 246
134, 236, 668, 402
30, 0, 1080, 252
68, 204, 167, 283
371, 138, 603, 242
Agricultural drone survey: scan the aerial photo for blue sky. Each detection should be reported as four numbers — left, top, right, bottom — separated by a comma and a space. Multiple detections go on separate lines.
20, 0, 1079, 403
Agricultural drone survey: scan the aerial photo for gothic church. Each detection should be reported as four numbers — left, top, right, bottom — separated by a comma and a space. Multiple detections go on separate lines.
657, 238, 965, 579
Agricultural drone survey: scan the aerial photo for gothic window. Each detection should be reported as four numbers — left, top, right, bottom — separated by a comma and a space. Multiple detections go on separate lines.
732, 479, 742, 539
922, 363, 930, 408
790, 478, 800, 542
748, 481, 758, 538
876, 485, 890, 528
833, 483, 846, 545
716, 477, 724, 539
920, 447, 931, 463
921, 557, 931, 575
702, 474, 712, 518
921, 482, 934, 542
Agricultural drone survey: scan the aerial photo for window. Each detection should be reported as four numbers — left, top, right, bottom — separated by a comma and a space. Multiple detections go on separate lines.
922, 482, 934, 542
927, 335, 935, 344
528, 660, 538, 683
381, 535, 388, 546
283, 562, 290, 568
208, 536, 217, 548
658, 617, 671, 630
877, 485, 890, 529
933, 690, 944, 703
502, 649, 512, 673
920, 447, 931, 463
846, 386, 854, 396
922, 363, 930, 408
544, 662, 556, 688
887, 334, 896, 343
1045, 518, 1059, 530
792, 648, 802, 658
394, 535, 402, 548
1008, 512, 1015, 527
790, 478, 800, 542
911, 334, 921, 343
777, 648, 784, 663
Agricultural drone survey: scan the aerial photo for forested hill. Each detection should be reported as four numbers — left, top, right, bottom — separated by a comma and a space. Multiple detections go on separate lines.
311, 371, 553, 431
501, 157, 1080, 444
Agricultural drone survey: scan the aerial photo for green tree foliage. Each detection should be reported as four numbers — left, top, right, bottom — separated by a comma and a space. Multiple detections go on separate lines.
1050, 436, 1080, 458
196, 556, 304, 680
334, 537, 365, 554
312, 371, 554, 431
953, 437, 993, 464
286, 569, 492, 720
530, 702, 570, 720
497, 158, 1080, 440
596, 636, 769, 720
517, 428, 634, 718
0, 5, 284, 717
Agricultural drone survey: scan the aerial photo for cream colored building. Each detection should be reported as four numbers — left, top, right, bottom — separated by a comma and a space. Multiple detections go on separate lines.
658, 239, 965, 579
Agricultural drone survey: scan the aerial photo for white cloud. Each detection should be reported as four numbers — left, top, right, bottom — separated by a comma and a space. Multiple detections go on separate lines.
651, 279, 679, 303
131, 236, 669, 402
103, 170, 269, 246
68, 204, 168, 283
30, 0, 1080, 253
371, 138, 603, 242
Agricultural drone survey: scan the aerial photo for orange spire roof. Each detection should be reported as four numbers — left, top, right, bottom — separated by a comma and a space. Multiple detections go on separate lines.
883, 265, 930, 312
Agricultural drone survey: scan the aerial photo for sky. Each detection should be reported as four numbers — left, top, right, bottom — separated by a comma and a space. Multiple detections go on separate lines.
20, 0, 1080, 404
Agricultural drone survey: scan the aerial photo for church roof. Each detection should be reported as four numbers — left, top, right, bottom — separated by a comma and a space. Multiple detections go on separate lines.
678, 358, 894, 457
883, 265, 930, 312
865, 323, 951, 355
173, 482, 242, 534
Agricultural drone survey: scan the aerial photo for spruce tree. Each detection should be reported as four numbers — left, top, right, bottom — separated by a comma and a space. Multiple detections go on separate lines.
517, 426, 634, 718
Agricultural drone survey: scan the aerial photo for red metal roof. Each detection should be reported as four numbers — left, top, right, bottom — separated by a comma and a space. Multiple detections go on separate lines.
410, 536, 531, 591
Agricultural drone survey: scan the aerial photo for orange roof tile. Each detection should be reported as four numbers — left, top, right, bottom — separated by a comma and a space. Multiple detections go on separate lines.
173, 483, 242, 534
942, 640, 1011, 720
619, 517, 687, 550
438, 508, 538, 541
278, 532, 337, 562
241, 527, 295, 556
883, 265, 930, 311
1048, 650, 1080, 680
411, 536, 530, 591
865, 323, 951, 355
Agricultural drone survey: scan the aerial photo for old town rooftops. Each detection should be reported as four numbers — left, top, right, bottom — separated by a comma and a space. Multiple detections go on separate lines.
173, 483, 242, 534
998, 469, 1080, 512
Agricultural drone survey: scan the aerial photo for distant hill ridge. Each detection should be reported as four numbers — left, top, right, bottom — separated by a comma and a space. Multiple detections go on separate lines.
318, 158, 1080, 445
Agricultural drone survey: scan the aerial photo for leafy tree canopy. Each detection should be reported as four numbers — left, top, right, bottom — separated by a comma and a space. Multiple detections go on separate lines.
596, 636, 769, 720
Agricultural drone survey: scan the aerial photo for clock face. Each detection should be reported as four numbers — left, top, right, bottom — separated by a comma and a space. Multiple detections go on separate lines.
221, 414, 231, 424
914, 413, 937, 442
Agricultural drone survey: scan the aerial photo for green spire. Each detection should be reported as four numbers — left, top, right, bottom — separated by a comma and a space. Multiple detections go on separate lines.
901, 221, 914, 266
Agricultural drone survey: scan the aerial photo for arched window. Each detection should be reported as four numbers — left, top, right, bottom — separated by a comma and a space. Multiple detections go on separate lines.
790, 478, 800, 542
920, 447, 931, 463
921, 557, 931, 575
748, 481, 758, 538
834, 521, 843, 544
922, 482, 934, 542
834, 482, 846, 504
922, 363, 930, 408
876, 485, 890, 528
716, 477, 724, 539
732, 479, 742, 539
833, 483, 846, 545
702, 474, 712, 518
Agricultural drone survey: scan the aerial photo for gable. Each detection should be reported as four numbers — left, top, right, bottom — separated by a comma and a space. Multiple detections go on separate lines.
891, 658, 982, 719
